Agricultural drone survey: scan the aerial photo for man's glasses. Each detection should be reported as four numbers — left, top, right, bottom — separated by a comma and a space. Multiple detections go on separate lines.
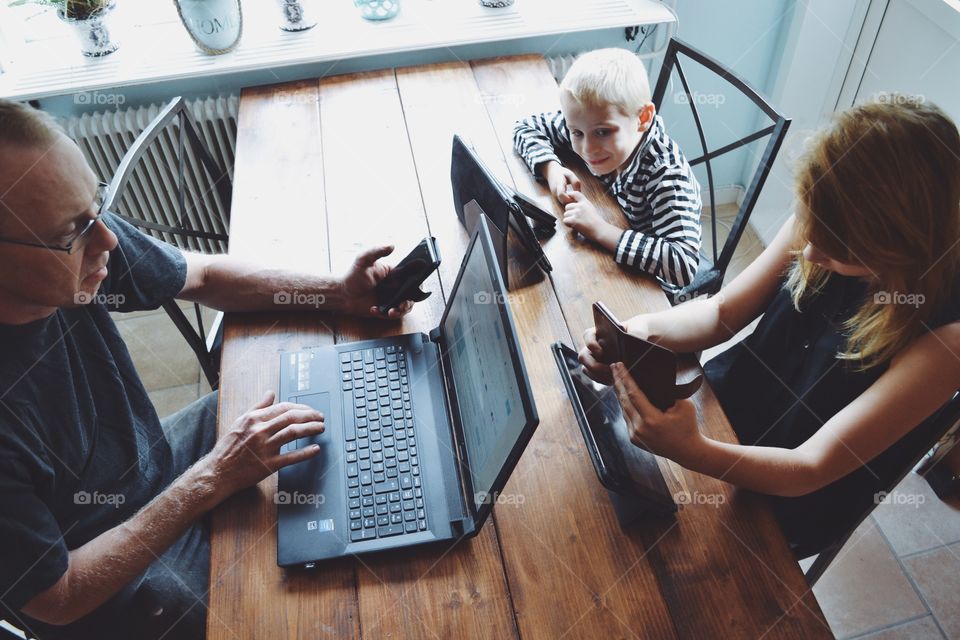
0, 181, 110, 255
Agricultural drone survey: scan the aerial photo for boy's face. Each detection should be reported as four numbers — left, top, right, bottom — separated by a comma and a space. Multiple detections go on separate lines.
560, 92, 654, 176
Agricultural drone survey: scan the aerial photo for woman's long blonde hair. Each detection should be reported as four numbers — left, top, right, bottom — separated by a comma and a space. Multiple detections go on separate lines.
786, 98, 960, 368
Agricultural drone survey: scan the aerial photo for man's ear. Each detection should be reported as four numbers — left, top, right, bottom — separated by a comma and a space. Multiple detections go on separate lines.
637, 103, 656, 132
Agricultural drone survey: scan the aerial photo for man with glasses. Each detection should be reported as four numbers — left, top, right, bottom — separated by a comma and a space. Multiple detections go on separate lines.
0, 100, 414, 639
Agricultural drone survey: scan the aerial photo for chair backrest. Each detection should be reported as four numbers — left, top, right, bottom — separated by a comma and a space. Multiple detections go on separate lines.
0, 621, 28, 640
102, 96, 231, 252
803, 390, 960, 586
102, 96, 231, 389
651, 38, 791, 301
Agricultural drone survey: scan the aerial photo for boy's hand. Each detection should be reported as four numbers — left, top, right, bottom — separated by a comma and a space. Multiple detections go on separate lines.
562, 191, 621, 250
542, 161, 581, 204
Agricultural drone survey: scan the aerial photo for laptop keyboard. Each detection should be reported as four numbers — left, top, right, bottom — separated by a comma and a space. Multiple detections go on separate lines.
341, 345, 427, 542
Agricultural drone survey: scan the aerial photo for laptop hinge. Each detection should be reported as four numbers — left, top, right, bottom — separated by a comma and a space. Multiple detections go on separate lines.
430, 330, 477, 528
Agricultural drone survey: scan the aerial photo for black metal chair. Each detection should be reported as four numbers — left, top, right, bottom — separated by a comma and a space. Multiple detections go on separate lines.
802, 391, 960, 586
0, 622, 28, 640
650, 38, 791, 304
102, 96, 231, 389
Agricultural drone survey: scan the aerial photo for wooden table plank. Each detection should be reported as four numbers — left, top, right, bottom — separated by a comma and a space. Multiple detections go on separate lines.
317, 69, 518, 640
471, 55, 831, 639
208, 81, 359, 640
396, 60, 678, 640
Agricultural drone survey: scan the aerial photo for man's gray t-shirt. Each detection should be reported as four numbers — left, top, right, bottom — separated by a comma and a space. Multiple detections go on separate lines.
0, 213, 187, 629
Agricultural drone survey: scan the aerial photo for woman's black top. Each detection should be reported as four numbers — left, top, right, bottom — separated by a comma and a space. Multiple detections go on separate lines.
704, 274, 958, 558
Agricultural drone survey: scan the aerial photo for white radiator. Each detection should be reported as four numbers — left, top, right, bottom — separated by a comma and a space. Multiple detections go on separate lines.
61, 95, 238, 254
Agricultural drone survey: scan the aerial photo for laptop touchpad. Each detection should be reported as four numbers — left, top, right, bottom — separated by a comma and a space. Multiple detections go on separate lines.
295, 392, 331, 448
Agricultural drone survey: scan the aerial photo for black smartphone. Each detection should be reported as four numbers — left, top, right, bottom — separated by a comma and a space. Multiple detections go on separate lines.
374, 237, 441, 315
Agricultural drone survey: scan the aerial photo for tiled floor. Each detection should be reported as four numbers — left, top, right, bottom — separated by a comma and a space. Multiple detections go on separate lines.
110, 301, 214, 417
111, 204, 960, 639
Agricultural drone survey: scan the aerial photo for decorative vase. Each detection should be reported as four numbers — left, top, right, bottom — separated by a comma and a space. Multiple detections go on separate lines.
58, 1, 119, 57
354, 0, 399, 22
479, 0, 515, 6
174, 0, 243, 55
277, 0, 316, 31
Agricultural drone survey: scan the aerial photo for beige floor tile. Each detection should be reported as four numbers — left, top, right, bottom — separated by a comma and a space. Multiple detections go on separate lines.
902, 542, 960, 639
149, 383, 201, 420
812, 518, 927, 638
116, 313, 200, 390
855, 616, 945, 639
873, 472, 960, 557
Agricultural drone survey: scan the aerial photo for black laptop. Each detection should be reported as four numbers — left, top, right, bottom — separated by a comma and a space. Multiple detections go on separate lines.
276, 215, 539, 567
451, 134, 555, 288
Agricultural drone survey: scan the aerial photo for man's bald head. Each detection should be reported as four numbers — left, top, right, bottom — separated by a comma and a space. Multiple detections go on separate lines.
0, 99, 65, 150
0, 100, 72, 234
0, 100, 117, 323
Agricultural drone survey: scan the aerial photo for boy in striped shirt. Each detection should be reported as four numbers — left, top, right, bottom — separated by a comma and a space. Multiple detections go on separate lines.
513, 48, 702, 294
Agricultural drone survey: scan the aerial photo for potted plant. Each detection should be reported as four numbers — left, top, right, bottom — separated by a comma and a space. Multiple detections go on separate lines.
9, 0, 119, 56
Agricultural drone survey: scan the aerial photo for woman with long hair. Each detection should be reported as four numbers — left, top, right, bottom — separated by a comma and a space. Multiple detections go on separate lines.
579, 98, 960, 555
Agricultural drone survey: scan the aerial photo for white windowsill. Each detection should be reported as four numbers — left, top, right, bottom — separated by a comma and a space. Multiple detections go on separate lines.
0, 0, 674, 102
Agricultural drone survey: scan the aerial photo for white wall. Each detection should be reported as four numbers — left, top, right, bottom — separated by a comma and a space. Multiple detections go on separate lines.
746, 0, 870, 244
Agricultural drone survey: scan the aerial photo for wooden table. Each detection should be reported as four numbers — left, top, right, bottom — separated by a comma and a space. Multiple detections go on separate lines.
208, 55, 830, 640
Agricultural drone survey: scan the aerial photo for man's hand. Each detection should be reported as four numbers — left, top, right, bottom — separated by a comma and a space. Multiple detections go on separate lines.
541, 161, 581, 205
339, 245, 416, 319
204, 391, 326, 498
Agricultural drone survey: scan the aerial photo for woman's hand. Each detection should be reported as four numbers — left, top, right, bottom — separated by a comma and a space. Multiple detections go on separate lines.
611, 362, 704, 464
579, 315, 652, 385
579, 326, 613, 384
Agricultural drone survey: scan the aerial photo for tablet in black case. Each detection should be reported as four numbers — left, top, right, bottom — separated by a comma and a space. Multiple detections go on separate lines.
552, 341, 677, 521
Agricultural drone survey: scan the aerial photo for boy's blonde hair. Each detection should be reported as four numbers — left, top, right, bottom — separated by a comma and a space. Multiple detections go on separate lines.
786, 97, 960, 369
559, 48, 652, 116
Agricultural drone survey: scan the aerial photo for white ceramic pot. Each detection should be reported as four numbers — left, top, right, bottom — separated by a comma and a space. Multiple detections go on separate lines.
58, 2, 119, 57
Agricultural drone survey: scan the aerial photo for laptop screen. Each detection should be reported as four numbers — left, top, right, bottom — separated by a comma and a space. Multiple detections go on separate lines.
440, 224, 529, 512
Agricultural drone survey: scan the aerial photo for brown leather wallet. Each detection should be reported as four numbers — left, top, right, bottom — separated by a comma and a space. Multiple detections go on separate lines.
592, 301, 702, 411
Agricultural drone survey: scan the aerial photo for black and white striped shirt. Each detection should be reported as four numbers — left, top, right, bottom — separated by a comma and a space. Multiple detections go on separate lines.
513, 111, 702, 291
